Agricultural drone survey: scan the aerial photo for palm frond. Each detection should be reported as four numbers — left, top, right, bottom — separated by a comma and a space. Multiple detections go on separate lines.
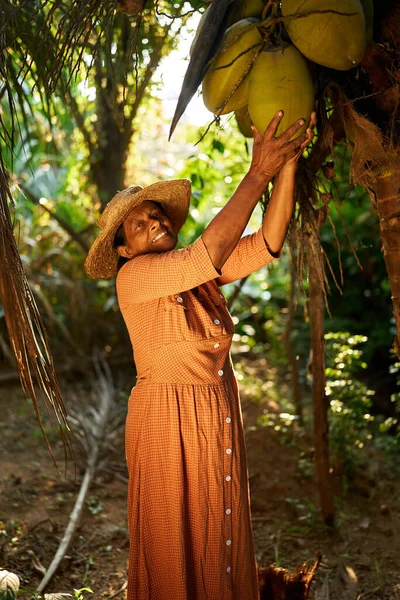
0, 152, 72, 467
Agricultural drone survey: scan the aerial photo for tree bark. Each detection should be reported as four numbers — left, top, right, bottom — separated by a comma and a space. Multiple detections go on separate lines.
307, 229, 335, 526
368, 171, 400, 357
90, 23, 173, 207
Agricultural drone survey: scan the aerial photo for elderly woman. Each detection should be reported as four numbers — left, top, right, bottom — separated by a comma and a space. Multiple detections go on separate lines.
85, 111, 316, 600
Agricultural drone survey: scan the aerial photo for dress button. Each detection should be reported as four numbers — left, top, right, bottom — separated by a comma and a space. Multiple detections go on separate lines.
177, 296, 183, 303
226, 539, 232, 546
226, 566, 231, 573
225, 475, 231, 482
226, 508, 231, 514
214, 319, 220, 325
226, 417, 231, 424
226, 448, 232, 454
218, 369, 224, 376
214, 342, 220, 349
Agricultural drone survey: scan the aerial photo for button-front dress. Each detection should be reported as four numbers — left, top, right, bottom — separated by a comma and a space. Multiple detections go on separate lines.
116, 227, 277, 600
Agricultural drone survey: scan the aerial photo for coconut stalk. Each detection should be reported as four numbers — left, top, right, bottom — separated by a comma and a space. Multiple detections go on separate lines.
37, 359, 117, 593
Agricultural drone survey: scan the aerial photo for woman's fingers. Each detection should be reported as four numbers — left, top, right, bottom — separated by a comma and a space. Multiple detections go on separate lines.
251, 125, 263, 144
263, 110, 284, 141
301, 129, 313, 149
277, 118, 305, 144
283, 132, 308, 153
310, 111, 317, 129
301, 114, 317, 148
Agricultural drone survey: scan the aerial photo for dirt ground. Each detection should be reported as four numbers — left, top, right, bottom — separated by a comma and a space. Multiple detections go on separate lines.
0, 354, 399, 600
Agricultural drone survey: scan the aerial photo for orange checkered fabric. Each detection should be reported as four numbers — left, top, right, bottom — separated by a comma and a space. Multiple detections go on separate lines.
116, 227, 278, 600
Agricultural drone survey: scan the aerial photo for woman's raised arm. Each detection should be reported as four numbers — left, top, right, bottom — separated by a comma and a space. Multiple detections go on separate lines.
201, 111, 307, 271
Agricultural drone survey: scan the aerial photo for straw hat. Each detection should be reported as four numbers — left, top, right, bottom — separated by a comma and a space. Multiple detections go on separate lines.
84, 179, 191, 279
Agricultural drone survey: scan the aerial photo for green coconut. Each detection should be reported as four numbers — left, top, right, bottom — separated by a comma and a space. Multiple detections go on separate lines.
248, 43, 315, 137
202, 18, 263, 115
235, 105, 254, 137
227, 0, 265, 27
281, 0, 366, 71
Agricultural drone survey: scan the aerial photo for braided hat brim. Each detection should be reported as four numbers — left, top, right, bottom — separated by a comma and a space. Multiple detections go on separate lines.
84, 179, 191, 279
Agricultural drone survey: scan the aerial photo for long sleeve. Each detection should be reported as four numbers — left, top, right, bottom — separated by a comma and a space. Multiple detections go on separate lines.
116, 235, 221, 305
216, 227, 282, 286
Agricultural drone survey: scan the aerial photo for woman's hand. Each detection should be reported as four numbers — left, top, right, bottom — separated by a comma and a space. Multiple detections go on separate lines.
248, 111, 309, 182
282, 111, 317, 171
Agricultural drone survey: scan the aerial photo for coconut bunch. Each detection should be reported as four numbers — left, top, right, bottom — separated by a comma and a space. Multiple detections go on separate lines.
175, 0, 373, 139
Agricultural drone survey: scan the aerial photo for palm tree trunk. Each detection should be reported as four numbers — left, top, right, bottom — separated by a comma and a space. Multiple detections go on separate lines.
283, 237, 303, 423
307, 229, 335, 526
368, 171, 400, 357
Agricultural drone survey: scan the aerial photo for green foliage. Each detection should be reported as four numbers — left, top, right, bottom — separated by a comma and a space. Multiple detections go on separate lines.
86, 497, 104, 516
319, 145, 394, 361
256, 410, 301, 447
374, 359, 400, 468
0, 590, 17, 600
73, 588, 93, 599
284, 496, 322, 533
325, 332, 375, 475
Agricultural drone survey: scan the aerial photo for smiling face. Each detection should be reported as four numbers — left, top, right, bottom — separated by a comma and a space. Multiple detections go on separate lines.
116, 200, 178, 260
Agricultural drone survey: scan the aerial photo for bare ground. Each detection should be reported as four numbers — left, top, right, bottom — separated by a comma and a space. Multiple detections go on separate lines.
0, 354, 399, 599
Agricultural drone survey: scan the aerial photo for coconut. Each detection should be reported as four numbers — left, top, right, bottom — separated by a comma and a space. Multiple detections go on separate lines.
202, 18, 262, 115
248, 44, 315, 137
281, 0, 366, 71
227, 0, 265, 27
235, 105, 254, 138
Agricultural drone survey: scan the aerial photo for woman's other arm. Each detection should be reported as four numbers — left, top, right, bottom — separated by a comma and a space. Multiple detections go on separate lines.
262, 112, 317, 255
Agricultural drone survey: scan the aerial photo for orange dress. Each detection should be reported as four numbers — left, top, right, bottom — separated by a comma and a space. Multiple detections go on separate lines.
116, 228, 277, 600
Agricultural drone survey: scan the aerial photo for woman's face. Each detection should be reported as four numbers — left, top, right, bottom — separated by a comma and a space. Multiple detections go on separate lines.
117, 200, 178, 259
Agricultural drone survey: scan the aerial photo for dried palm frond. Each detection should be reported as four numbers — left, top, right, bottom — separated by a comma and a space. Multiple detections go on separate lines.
319, 83, 400, 189
38, 357, 119, 593
0, 154, 72, 467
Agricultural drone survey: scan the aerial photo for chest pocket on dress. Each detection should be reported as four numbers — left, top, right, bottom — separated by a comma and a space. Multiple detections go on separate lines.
207, 285, 235, 335
157, 293, 205, 345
